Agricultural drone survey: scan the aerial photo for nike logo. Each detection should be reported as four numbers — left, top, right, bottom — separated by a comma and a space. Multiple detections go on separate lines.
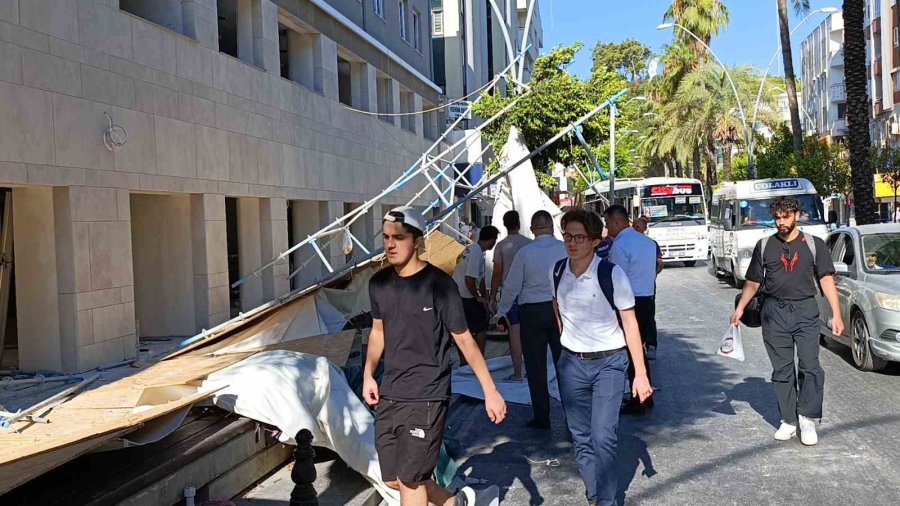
423, 307, 433, 312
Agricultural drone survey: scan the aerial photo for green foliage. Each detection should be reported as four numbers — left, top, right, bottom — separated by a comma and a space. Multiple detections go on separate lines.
663, 0, 730, 64
591, 39, 652, 82
755, 124, 795, 179
790, 140, 850, 198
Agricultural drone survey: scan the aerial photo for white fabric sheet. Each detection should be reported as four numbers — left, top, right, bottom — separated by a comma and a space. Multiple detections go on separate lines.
451, 350, 560, 405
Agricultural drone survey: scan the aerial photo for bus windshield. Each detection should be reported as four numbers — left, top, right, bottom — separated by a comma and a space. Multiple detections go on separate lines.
641, 196, 706, 225
738, 194, 824, 229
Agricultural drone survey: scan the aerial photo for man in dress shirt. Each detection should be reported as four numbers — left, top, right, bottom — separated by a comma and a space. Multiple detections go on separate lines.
604, 205, 658, 414
496, 210, 567, 429
490, 211, 533, 382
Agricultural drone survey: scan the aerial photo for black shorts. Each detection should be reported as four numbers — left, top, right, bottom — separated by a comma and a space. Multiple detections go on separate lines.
375, 399, 448, 484
462, 297, 489, 334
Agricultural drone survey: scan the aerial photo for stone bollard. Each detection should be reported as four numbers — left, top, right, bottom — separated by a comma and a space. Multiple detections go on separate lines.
290, 429, 318, 506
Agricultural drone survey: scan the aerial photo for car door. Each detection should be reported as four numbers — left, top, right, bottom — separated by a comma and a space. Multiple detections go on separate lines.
818, 233, 841, 333
832, 233, 857, 337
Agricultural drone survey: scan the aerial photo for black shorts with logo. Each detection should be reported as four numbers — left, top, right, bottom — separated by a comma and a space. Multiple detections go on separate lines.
375, 398, 448, 484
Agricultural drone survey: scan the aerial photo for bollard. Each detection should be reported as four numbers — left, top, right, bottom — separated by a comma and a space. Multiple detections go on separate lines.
289, 429, 318, 506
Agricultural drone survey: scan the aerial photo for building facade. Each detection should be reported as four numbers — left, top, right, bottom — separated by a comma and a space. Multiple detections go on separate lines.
800, 12, 846, 141
0, 0, 442, 373
864, 0, 900, 147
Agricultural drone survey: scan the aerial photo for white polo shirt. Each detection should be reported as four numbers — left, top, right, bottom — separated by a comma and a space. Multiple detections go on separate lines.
452, 243, 485, 299
609, 227, 658, 297
552, 255, 635, 353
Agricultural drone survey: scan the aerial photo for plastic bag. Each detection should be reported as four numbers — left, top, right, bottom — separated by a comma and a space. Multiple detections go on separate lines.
717, 324, 745, 361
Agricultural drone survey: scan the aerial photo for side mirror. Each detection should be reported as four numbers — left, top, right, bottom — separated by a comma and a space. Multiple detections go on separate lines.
833, 261, 849, 274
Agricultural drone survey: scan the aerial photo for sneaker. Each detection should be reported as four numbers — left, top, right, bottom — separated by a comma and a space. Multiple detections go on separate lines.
773, 421, 797, 441
461, 484, 500, 506
646, 346, 657, 360
798, 415, 818, 446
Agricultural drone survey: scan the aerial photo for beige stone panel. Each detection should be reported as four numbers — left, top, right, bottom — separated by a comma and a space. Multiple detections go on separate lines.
79, 334, 133, 370
111, 106, 156, 174
195, 125, 230, 181
282, 145, 302, 188
178, 92, 216, 127
0, 18, 49, 52
89, 220, 133, 290
194, 81, 227, 104
70, 220, 92, 293
78, 0, 132, 59
116, 188, 130, 221
155, 116, 197, 178
49, 36, 85, 63
0, 40, 21, 84
182, 177, 218, 194
176, 38, 214, 86
22, 48, 81, 95
215, 102, 248, 134
131, 17, 177, 74
82, 46, 111, 70
204, 220, 228, 274
84, 168, 141, 189
228, 133, 259, 183
20, 0, 78, 43
217, 180, 249, 196
246, 112, 272, 140
209, 271, 229, 288
108, 54, 154, 84
237, 197, 263, 311
82, 65, 136, 108
91, 301, 135, 341
0, 85, 53, 165
257, 140, 282, 186
70, 186, 117, 222
0, 161, 25, 184
139, 173, 182, 193
77, 309, 94, 346
134, 80, 178, 118
121, 283, 134, 302
53, 93, 115, 170
76, 287, 122, 311
0, 0, 16, 23
209, 284, 230, 316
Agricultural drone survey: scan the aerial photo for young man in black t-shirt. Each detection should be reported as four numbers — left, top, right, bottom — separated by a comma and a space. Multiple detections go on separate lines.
365, 206, 507, 506
732, 196, 844, 446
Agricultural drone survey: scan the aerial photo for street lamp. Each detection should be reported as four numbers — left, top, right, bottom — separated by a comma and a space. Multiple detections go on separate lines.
750, 7, 839, 177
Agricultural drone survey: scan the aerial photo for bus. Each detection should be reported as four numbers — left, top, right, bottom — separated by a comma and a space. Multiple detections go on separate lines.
587, 177, 710, 266
709, 178, 828, 285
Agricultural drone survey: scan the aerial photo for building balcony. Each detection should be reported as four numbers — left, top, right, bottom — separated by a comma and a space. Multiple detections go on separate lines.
873, 17, 882, 34
830, 82, 846, 102
831, 49, 844, 68
875, 99, 884, 116
831, 119, 848, 137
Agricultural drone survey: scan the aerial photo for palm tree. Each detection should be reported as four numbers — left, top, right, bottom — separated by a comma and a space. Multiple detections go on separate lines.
843, 0, 878, 224
778, 0, 808, 151
663, 0, 731, 66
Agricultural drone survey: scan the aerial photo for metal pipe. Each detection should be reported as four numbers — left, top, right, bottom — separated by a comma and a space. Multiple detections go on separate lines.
0, 374, 83, 387
0, 373, 100, 430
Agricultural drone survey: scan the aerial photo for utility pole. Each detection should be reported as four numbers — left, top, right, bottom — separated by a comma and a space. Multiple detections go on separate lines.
609, 103, 617, 203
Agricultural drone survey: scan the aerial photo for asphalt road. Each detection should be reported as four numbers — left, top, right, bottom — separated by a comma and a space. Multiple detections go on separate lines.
446, 261, 900, 505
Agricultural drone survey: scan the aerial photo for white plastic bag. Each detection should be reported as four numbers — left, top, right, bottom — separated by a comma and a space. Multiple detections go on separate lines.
717, 324, 745, 361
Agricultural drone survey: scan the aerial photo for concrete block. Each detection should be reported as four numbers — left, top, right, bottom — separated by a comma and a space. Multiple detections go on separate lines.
89, 221, 134, 289
135, 80, 179, 118
176, 39, 214, 86
282, 145, 302, 188
77, 309, 94, 346
84, 168, 141, 189
108, 55, 154, 83
209, 283, 230, 316
155, 116, 197, 178
200, 192, 227, 221
215, 102, 248, 134
78, 0, 132, 59
22, 48, 81, 95
195, 125, 230, 181
0, 40, 22, 84
116, 188, 131, 220
71, 221, 92, 293
205, 221, 228, 274
0, 0, 17, 23
246, 112, 272, 140
79, 334, 131, 369
76, 287, 122, 311
178, 92, 216, 127
20, 0, 79, 43
82, 65, 136, 108
228, 133, 259, 183
71, 186, 118, 222
91, 301, 136, 341
120, 283, 134, 302
217, 180, 249, 196
151, 67, 181, 91
52, 93, 114, 170
257, 140, 282, 186
112, 106, 156, 174
49, 36, 85, 63
0, 161, 26, 184
82, 47, 111, 70
0, 84, 54, 165
0, 19, 49, 52
193, 82, 227, 104
131, 17, 177, 74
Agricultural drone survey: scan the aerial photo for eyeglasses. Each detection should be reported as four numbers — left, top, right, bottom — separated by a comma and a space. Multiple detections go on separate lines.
563, 233, 590, 244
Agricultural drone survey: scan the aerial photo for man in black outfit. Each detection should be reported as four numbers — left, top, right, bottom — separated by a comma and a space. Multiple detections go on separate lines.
732, 196, 844, 446
365, 206, 506, 505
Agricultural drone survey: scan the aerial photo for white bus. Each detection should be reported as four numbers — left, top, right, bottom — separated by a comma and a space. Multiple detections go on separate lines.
587, 177, 710, 266
710, 177, 828, 285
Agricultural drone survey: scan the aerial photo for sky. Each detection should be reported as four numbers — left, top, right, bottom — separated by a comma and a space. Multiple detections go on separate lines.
540, 0, 841, 78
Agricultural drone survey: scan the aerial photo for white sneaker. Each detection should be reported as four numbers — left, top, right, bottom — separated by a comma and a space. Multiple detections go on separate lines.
646, 346, 657, 360
462, 484, 500, 506
798, 415, 818, 446
773, 421, 797, 441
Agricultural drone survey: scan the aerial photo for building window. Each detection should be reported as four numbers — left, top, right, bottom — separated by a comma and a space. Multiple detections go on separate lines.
399, 0, 409, 41
895, 27, 899, 47
432, 8, 443, 36
374, 0, 384, 19
837, 103, 847, 119
120, 0, 183, 34
412, 10, 422, 50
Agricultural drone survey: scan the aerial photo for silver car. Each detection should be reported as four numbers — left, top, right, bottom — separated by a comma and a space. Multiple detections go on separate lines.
818, 224, 900, 371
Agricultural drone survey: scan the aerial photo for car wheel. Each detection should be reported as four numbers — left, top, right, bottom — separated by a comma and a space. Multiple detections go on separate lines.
684, 260, 697, 267
850, 311, 888, 372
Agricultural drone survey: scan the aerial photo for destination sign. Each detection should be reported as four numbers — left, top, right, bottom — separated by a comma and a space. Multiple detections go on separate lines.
753, 179, 799, 191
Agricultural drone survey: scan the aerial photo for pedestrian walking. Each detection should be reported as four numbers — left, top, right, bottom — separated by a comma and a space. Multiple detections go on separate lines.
552, 209, 652, 506
604, 205, 660, 413
490, 211, 532, 382
495, 210, 567, 429
732, 196, 844, 446
632, 215, 664, 362
452, 225, 500, 364
365, 207, 506, 505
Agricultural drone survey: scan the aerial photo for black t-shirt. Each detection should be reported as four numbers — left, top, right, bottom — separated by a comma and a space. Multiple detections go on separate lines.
745, 233, 835, 300
369, 263, 467, 401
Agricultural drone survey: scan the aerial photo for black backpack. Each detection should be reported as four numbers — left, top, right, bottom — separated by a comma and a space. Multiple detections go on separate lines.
552, 258, 620, 326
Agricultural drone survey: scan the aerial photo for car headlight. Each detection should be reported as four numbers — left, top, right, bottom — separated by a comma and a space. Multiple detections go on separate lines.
874, 292, 900, 312
739, 249, 753, 260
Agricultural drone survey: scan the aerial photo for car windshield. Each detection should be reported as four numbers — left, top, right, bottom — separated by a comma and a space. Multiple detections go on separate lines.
861, 233, 900, 273
738, 194, 824, 229
640, 197, 706, 224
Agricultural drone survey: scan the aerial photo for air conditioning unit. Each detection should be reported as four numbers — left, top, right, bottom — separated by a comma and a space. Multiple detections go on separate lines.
892, 122, 900, 135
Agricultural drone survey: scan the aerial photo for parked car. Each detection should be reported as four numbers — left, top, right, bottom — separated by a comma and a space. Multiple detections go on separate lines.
818, 224, 900, 371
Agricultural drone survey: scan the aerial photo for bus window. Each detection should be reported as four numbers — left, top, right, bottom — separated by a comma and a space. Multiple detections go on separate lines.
738, 194, 824, 229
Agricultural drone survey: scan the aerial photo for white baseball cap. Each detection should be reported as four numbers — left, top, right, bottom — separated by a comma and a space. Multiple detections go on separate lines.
383, 206, 427, 235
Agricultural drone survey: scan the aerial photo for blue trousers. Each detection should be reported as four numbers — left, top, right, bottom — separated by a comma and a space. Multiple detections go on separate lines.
558, 348, 629, 506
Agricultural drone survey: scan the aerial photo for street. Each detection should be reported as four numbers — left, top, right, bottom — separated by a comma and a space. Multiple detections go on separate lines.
446, 262, 900, 505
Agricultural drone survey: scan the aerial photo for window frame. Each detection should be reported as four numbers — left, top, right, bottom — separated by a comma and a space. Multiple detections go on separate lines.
374, 0, 385, 19
399, 0, 409, 41
412, 9, 422, 51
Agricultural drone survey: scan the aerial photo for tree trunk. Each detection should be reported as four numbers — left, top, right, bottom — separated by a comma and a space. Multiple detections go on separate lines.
844, 0, 879, 224
692, 145, 702, 180
675, 160, 684, 178
778, 0, 804, 151
705, 141, 718, 187
723, 141, 733, 181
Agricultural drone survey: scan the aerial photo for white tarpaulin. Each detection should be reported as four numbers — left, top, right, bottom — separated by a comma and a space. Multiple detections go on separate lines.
451, 351, 560, 405
201, 351, 400, 505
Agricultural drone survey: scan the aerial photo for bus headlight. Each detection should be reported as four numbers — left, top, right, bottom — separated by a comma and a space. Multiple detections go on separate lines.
874, 292, 900, 312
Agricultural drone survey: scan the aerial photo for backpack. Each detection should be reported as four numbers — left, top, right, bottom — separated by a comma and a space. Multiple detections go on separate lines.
552, 258, 621, 326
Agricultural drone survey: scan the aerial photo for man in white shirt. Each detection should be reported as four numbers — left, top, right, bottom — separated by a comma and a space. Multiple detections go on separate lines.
552, 209, 652, 506
496, 210, 567, 429
452, 225, 500, 363
490, 211, 533, 382
605, 205, 659, 414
